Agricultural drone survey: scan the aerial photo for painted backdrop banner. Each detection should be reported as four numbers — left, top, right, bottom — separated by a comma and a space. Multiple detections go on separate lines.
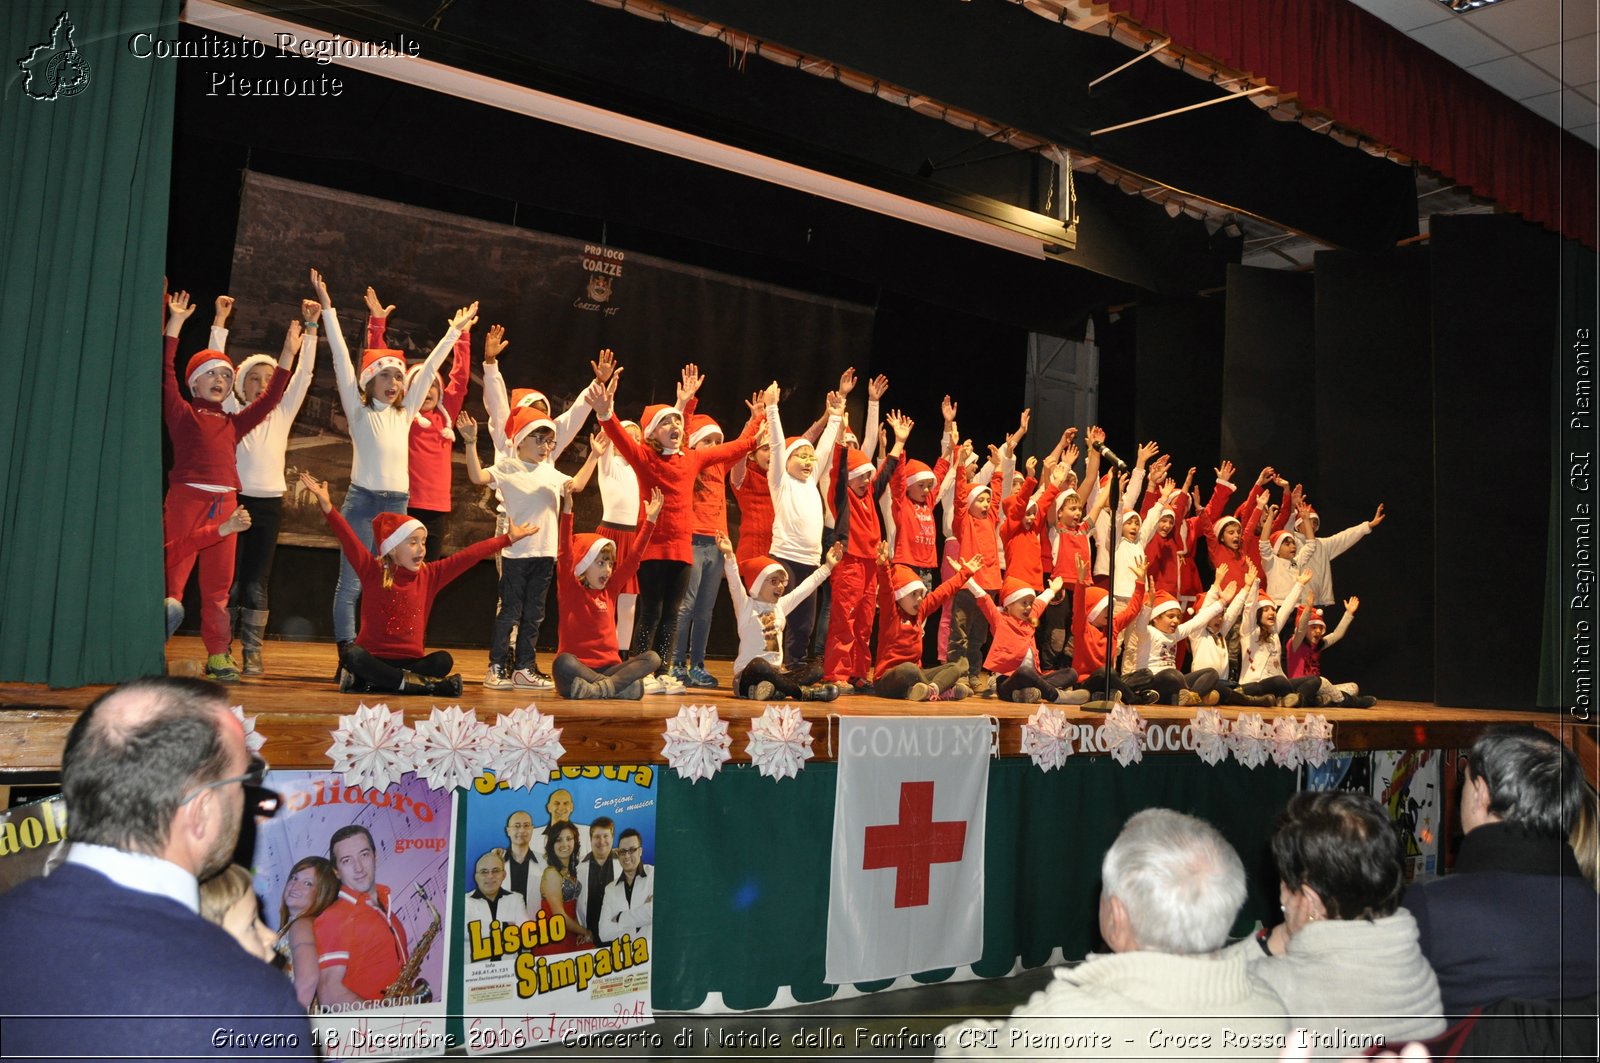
223, 171, 873, 552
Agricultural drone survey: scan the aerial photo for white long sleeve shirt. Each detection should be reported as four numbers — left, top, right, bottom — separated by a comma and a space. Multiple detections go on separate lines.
1187, 585, 1251, 680
766, 406, 840, 565
221, 327, 317, 496
1128, 596, 1224, 673
325, 307, 458, 494
1240, 580, 1306, 683
725, 553, 835, 676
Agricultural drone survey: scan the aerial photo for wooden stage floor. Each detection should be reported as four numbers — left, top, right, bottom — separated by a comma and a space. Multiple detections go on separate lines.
0, 638, 1588, 773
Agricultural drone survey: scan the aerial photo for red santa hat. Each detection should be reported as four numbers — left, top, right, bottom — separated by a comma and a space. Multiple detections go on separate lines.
1121, 509, 1142, 526
1083, 585, 1111, 623
571, 533, 615, 579
372, 512, 425, 559
640, 403, 681, 441
1271, 530, 1298, 553
404, 361, 439, 398
185, 349, 234, 394
782, 435, 815, 462
1304, 606, 1326, 630
507, 406, 557, 450
890, 565, 926, 601
1215, 515, 1242, 538
229, 353, 275, 402
963, 481, 991, 507
358, 348, 405, 390
738, 555, 785, 594
1150, 591, 1183, 619
1000, 577, 1036, 608
687, 414, 723, 448
510, 387, 549, 412
846, 448, 874, 480
902, 459, 935, 489
1258, 589, 1279, 608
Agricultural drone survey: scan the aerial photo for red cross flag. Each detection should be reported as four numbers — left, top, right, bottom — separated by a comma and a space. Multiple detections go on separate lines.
825, 718, 990, 984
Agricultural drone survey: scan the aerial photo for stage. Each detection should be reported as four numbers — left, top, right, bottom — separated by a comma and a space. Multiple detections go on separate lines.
0, 637, 1579, 774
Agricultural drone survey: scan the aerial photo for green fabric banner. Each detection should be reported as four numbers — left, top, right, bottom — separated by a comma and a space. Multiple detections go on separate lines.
654, 758, 1295, 1011
0, 2, 176, 685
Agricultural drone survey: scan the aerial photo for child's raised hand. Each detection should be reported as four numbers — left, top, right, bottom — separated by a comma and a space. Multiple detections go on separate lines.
1135, 440, 1159, 465
301, 298, 322, 323
298, 472, 333, 512
1117, 470, 1130, 493
1370, 503, 1385, 528
1060, 426, 1079, 446
449, 302, 480, 332
168, 290, 195, 320
284, 319, 304, 352
876, 540, 891, 566
1131, 555, 1148, 580
1344, 595, 1360, 614
987, 443, 1003, 467
1215, 458, 1235, 482
762, 380, 781, 406
1025, 455, 1038, 477
484, 324, 508, 363
887, 410, 913, 441
1063, 442, 1080, 468
867, 373, 889, 401
1220, 580, 1239, 603
1048, 575, 1064, 595
838, 367, 857, 396
754, 418, 770, 447
363, 286, 394, 318
1087, 424, 1105, 446
677, 362, 703, 403
1075, 556, 1088, 582
824, 540, 845, 567
309, 269, 332, 308
1297, 567, 1314, 586
507, 520, 539, 543
455, 411, 478, 441
214, 295, 234, 325
716, 532, 735, 558
941, 394, 957, 423
644, 487, 664, 523
590, 426, 610, 454
1049, 461, 1070, 488
584, 379, 613, 420
1256, 465, 1276, 486
960, 554, 984, 578
591, 347, 616, 383
825, 390, 845, 416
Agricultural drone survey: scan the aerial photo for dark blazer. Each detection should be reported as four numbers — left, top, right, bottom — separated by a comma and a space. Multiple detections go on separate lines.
1402, 822, 1597, 1015
0, 862, 313, 1061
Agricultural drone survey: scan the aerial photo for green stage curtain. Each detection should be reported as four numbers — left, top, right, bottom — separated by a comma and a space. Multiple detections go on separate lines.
654, 758, 1296, 1011
0, 1, 175, 686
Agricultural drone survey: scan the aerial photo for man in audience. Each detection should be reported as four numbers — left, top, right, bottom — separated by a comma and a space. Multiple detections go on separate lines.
1403, 725, 1597, 1014
0, 676, 312, 1059
937, 808, 1287, 1057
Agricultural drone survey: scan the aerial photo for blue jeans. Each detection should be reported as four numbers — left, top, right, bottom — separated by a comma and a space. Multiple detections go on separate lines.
333, 484, 408, 643
493, 555, 555, 670
672, 535, 723, 667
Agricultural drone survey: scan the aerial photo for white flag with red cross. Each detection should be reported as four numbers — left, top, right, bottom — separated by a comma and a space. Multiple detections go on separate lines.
824, 717, 990, 984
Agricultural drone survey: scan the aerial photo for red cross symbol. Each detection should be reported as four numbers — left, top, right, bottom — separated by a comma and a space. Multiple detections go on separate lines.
861, 781, 967, 908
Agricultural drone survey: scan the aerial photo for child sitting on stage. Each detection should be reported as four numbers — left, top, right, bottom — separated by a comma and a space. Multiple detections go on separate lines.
965, 575, 1088, 704
552, 482, 666, 700
1239, 566, 1321, 707
1287, 597, 1377, 707
301, 472, 530, 696
1124, 575, 1238, 706
718, 533, 844, 702
870, 542, 979, 701
1071, 554, 1148, 703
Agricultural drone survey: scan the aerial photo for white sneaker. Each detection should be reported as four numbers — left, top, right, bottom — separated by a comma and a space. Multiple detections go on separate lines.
654, 673, 686, 695
1333, 681, 1360, 698
483, 665, 513, 690
639, 675, 664, 695
512, 668, 554, 690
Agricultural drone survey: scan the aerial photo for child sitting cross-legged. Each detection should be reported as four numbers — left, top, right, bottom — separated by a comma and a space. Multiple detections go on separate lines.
301, 472, 532, 696
551, 482, 667, 700
870, 542, 979, 702
718, 533, 844, 702
967, 574, 1090, 705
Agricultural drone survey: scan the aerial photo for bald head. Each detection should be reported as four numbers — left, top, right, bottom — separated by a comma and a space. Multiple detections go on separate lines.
62, 677, 237, 855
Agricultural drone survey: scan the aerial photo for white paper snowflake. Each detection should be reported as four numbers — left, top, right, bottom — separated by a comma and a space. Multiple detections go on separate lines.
745, 704, 814, 780
1020, 706, 1074, 772
662, 704, 732, 783
1185, 707, 1230, 766
411, 704, 491, 792
1102, 703, 1147, 767
1298, 713, 1336, 768
1270, 715, 1305, 770
1229, 712, 1273, 770
486, 704, 566, 791
326, 702, 416, 791
228, 704, 266, 757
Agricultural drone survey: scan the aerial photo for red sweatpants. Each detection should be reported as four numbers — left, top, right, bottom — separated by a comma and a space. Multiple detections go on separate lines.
164, 484, 238, 655
823, 554, 875, 682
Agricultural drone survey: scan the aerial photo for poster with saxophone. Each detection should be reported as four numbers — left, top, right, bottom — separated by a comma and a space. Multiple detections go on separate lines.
453, 766, 657, 1055
253, 771, 453, 1060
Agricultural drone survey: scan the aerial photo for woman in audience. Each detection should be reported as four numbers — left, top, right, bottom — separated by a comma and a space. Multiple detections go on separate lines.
1239, 790, 1444, 1043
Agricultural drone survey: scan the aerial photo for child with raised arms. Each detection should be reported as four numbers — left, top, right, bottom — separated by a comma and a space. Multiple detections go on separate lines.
300, 473, 530, 696
162, 290, 289, 681
718, 534, 844, 702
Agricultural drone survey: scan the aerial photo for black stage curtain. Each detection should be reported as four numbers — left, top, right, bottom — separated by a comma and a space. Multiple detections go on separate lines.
1221, 266, 1316, 494
1135, 296, 1225, 475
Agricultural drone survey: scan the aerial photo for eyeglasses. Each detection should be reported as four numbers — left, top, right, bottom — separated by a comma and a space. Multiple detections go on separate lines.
180, 755, 269, 805
615, 846, 642, 856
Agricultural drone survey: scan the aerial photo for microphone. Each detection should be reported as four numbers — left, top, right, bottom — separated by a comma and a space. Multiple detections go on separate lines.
1094, 441, 1128, 471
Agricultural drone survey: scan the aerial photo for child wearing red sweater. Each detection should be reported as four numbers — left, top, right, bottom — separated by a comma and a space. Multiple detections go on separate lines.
361, 286, 471, 561
587, 366, 763, 689
301, 473, 528, 695
871, 545, 979, 701
552, 483, 665, 700
821, 409, 905, 687
1070, 555, 1147, 702
163, 291, 288, 682
949, 440, 1004, 686
966, 576, 1088, 704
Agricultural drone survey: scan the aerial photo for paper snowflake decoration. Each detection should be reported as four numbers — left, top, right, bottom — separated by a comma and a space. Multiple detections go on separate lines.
411, 704, 491, 792
1020, 706, 1074, 772
745, 704, 814, 780
1102, 703, 1147, 767
1270, 715, 1305, 770
662, 704, 732, 783
326, 702, 416, 791
486, 704, 566, 790
1185, 707, 1231, 766
228, 704, 266, 757
1229, 712, 1273, 770
1298, 713, 1336, 768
